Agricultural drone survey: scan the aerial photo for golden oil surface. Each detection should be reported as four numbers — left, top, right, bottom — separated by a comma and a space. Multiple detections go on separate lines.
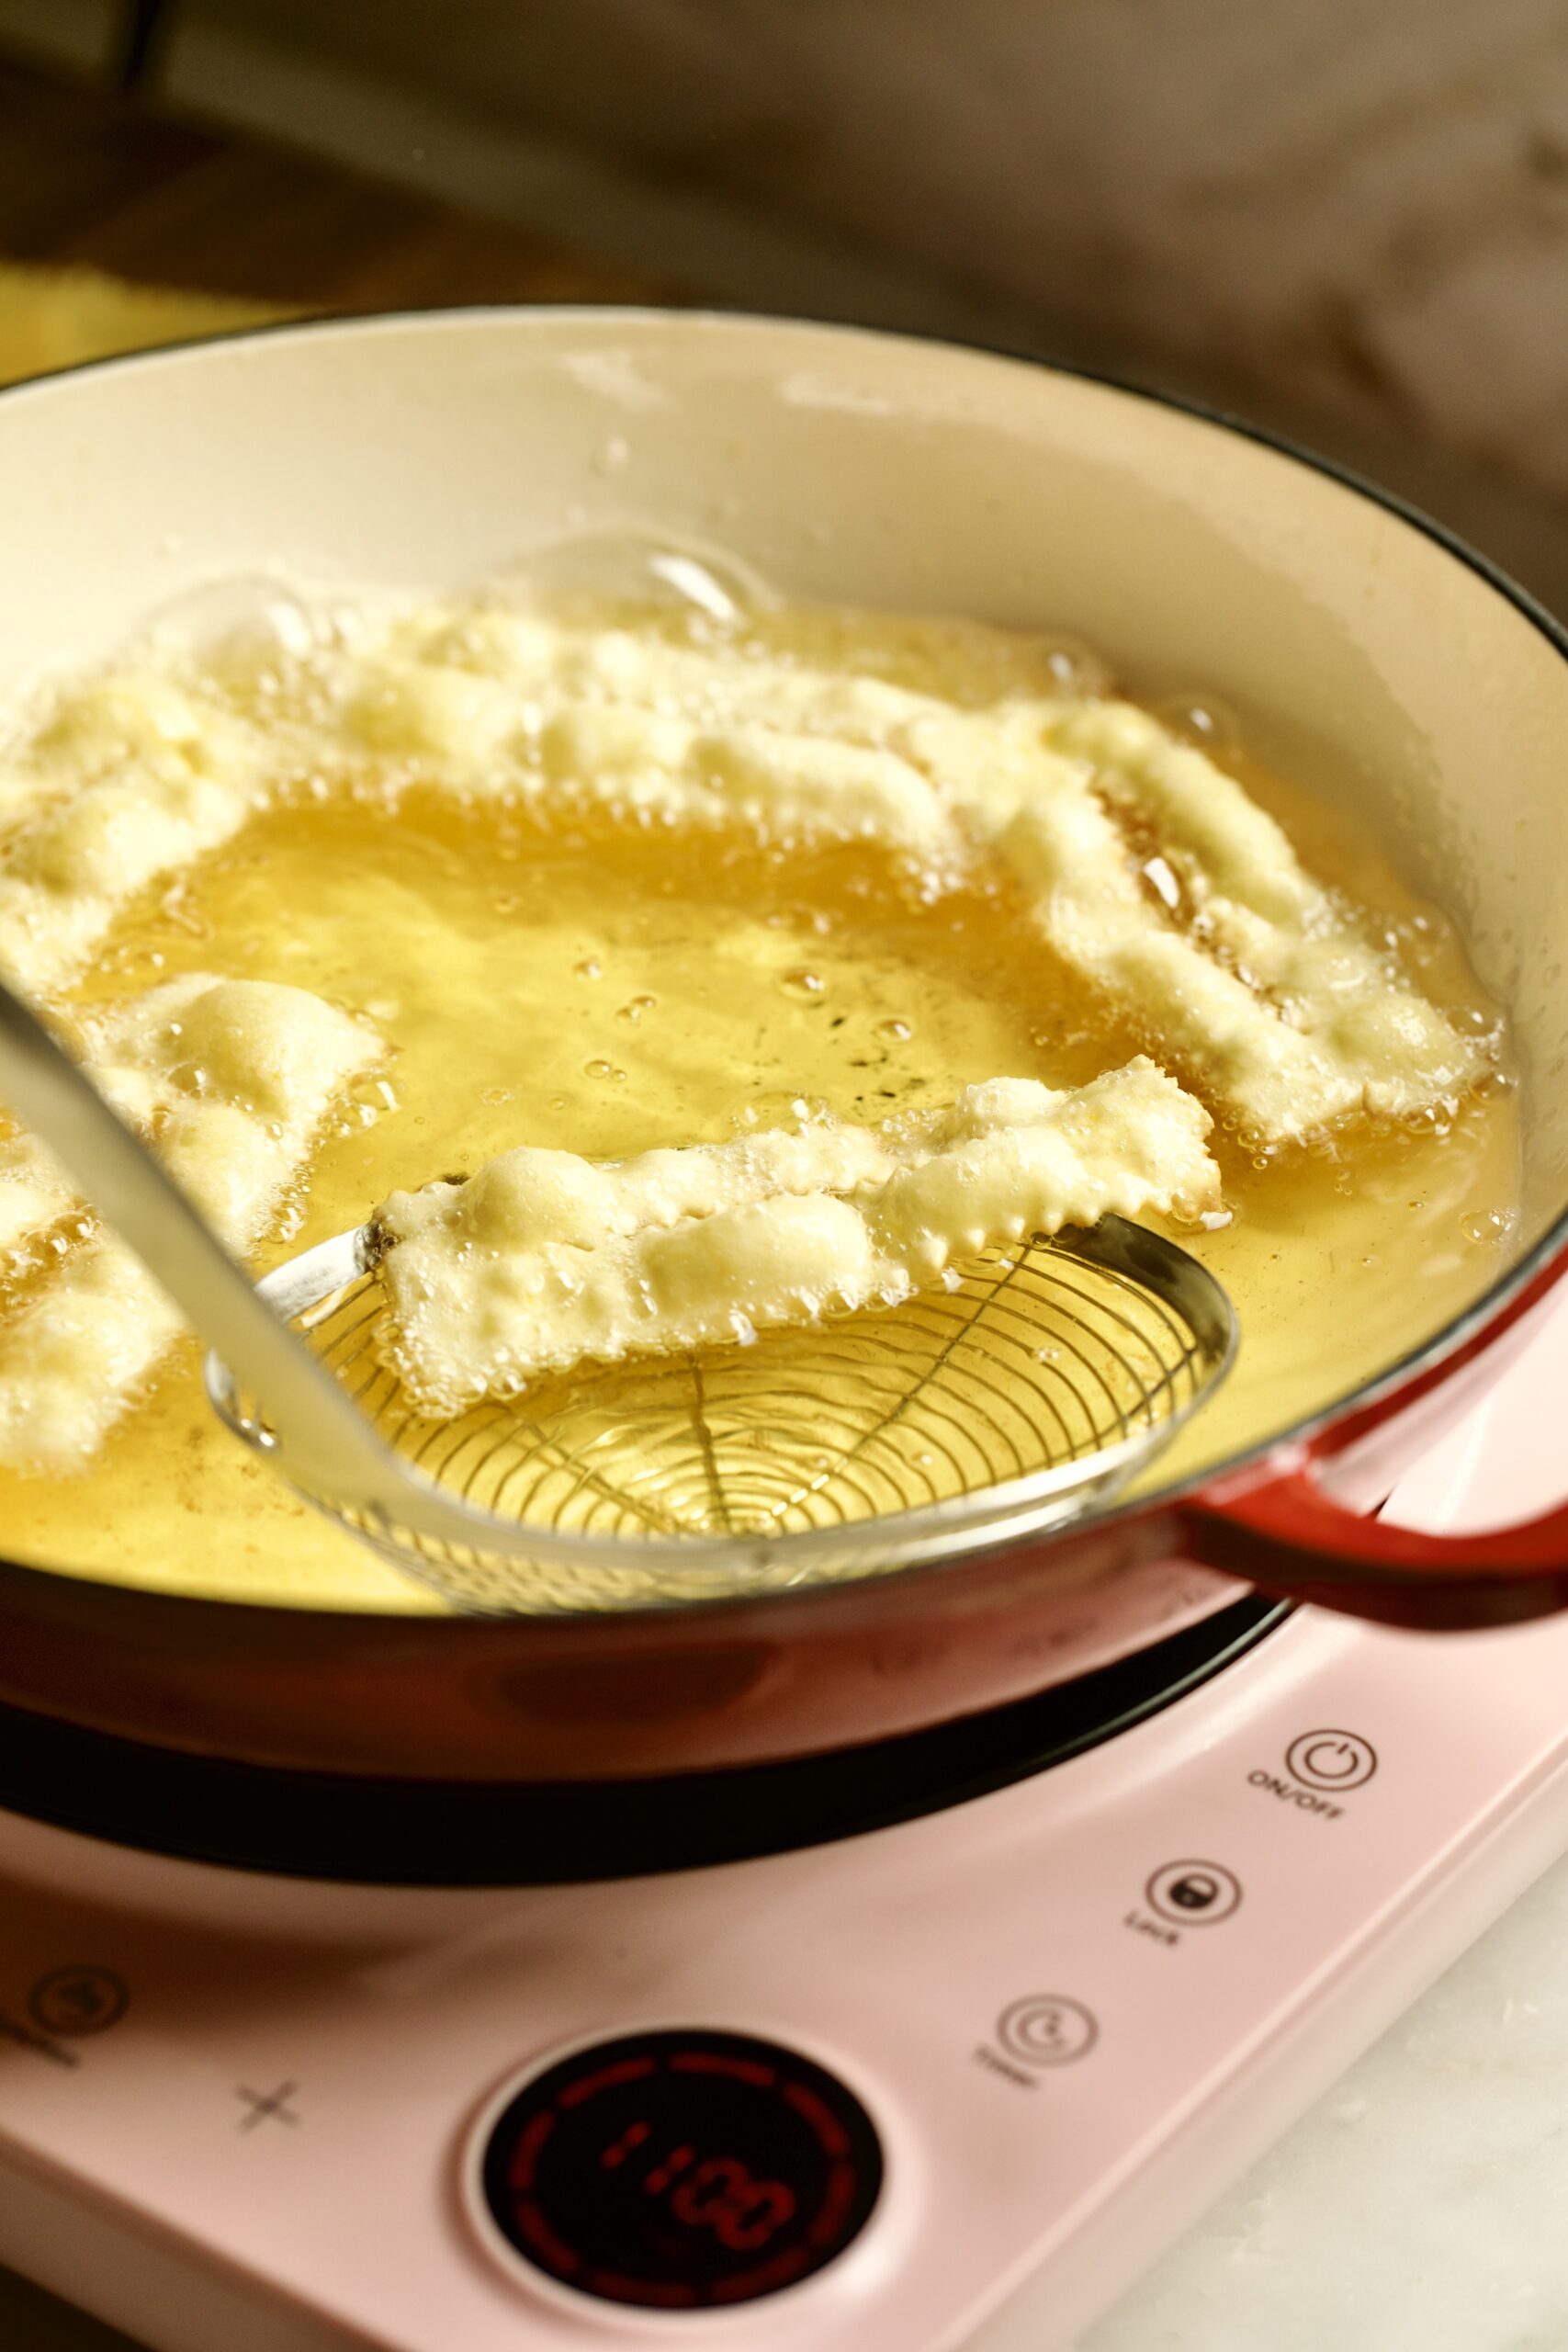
0, 614, 1520, 1611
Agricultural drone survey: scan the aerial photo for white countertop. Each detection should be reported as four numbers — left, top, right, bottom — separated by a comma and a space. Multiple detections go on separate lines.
6, 1830, 1567, 2352
1076, 1834, 1568, 2352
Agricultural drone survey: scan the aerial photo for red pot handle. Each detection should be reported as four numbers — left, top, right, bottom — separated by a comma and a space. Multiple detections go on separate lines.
1180, 1455, 1568, 1631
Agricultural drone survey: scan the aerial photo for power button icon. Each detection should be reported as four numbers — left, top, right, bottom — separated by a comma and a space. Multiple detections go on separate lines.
1286, 1731, 1377, 1792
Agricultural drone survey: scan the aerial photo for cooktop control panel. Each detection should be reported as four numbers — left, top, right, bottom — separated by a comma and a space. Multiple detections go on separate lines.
4, 1596, 1568, 2352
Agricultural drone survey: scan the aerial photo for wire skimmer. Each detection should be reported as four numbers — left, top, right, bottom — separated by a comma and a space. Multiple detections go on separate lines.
205, 1215, 1235, 1614
0, 972, 1233, 1618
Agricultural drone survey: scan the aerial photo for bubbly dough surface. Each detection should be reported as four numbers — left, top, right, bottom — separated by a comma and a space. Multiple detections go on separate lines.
374, 1059, 1218, 1413
0, 976, 379, 1469
0, 673, 269, 995
1027, 701, 1484, 1136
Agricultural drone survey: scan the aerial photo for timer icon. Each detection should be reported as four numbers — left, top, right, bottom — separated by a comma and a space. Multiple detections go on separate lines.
996, 1996, 1099, 2066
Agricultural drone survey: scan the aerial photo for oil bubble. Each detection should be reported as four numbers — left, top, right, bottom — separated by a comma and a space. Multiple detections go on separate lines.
781, 969, 826, 1001
144, 575, 323, 673
875, 1018, 913, 1043
616, 995, 658, 1023
1462, 1208, 1514, 1247
1039, 634, 1112, 696
1153, 692, 1240, 752
493, 530, 776, 628
573, 957, 604, 980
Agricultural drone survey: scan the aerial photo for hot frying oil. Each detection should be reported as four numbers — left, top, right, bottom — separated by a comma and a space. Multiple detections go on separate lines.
0, 670, 1520, 1607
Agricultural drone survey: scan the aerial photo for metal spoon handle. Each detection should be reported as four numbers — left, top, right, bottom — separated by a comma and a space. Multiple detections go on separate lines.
0, 978, 396, 1499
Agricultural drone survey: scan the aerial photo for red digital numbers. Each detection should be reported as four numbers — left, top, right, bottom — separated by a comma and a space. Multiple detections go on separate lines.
670, 2157, 797, 2252
642, 2142, 696, 2197
599, 2125, 798, 2252
598, 2120, 651, 2172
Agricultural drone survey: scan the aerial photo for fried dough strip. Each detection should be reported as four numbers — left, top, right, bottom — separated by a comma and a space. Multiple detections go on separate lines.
1044, 702, 1484, 1130
0, 673, 270, 996
0, 1133, 77, 1255
998, 791, 1362, 1141
375, 1058, 1217, 1415
348, 661, 961, 860
376, 1071, 1148, 1261
399, 605, 965, 739
0, 976, 380, 1469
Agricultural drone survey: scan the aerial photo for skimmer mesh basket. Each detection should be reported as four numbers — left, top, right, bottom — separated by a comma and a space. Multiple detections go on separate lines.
219, 1217, 1234, 1614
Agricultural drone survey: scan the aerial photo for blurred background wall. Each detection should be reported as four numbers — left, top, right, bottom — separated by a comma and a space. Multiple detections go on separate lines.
4, 0, 1566, 566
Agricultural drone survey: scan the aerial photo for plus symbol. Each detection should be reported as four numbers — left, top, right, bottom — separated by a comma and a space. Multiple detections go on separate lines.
236, 2081, 302, 2132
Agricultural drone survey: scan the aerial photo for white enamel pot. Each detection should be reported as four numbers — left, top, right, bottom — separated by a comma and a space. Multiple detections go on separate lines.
0, 310, 1564, 1785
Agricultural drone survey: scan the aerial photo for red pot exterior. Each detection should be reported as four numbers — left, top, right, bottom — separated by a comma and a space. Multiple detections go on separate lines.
0, 1527, 1238, 1782
1182, 1227, 1568, 1629
0, 1226, 1562, 1785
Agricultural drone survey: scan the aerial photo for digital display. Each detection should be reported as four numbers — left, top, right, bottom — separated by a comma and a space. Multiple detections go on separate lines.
478, 2027, 883, 2309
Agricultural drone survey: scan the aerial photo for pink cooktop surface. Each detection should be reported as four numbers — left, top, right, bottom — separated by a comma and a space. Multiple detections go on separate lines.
1, 1295, 1566, 2352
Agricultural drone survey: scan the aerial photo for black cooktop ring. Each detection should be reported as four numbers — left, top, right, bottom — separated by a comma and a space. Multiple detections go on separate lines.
0, 1598, 1285, 1885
